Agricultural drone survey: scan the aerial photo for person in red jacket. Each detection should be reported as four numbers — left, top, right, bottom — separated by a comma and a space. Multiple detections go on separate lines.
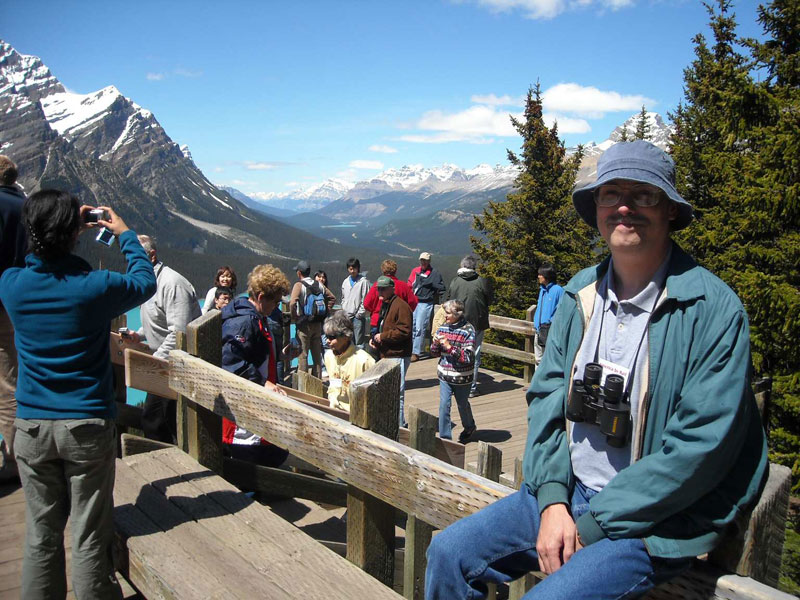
363, 259, 418, 338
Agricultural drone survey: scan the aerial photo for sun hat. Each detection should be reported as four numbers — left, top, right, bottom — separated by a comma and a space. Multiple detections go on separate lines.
376, 275, 395, 288
572, 140, 693, 230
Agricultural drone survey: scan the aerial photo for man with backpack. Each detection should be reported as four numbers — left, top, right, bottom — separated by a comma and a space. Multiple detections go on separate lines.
290, 260, 335, 378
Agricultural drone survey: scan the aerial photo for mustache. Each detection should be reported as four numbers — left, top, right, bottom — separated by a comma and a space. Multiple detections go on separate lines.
606, 215, 649, 227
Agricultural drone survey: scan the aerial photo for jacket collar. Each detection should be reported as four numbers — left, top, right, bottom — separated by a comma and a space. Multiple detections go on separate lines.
564, 242, 704, 304
25, 252, 92, 273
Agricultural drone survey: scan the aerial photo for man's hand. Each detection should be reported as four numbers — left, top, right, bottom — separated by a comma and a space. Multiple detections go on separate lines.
536, 503, 578, 575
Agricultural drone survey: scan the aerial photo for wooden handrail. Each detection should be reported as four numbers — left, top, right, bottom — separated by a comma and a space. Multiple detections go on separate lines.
168, 349, 512, 531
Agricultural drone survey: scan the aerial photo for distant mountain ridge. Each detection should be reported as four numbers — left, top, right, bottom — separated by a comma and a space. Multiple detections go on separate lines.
0, 39, 369, 291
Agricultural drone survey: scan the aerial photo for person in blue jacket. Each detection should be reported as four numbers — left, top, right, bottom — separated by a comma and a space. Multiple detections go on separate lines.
0, 190, 156, 600
425, 141, 768, 599
532, 263, 563, 366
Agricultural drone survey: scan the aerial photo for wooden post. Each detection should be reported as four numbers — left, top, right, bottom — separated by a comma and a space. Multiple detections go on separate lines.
292, 370, 325, 398
509, 457, 537, 599
475, 442, 502, 600
346, 358, 401, 586
281, 302, 292, 384
523, 304, 536, 383
403, 406, 437, 600
176, 311, 224, 473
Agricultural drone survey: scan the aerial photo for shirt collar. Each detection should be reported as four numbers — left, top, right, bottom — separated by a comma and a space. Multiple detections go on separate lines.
603, 246, 672, 313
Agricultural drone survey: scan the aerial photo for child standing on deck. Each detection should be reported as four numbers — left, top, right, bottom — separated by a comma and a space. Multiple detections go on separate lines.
431, 299, 477, 443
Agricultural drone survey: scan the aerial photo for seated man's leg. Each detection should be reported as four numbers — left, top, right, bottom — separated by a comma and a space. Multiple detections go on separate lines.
425, 487, 540, 600
524, 537, 691, 600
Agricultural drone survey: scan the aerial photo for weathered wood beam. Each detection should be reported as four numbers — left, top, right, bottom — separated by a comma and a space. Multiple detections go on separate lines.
482, 342, 536, 365
347, 359, 400, 586
168, 350, 513, 530
125, 349, 178, 400
126, 356, 465, 468
222, 457, 348, 505
404, 406, 437, 600
488, 314, 535, 336
178, 311, 224, 473
120, 433, 173, 458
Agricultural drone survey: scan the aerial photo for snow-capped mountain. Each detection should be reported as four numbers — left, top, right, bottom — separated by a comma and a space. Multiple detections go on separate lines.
254, 178, 354, 211
0, 39, 366, 290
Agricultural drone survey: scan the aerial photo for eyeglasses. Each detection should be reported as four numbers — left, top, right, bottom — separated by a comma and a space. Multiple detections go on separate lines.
594, 185, 663, 208
324, 333, 345, 340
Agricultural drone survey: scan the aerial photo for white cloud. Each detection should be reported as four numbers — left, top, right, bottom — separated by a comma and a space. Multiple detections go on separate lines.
213, 167, 224, 173
146, 72, 165, 81
244, 161, 279, 171
398, 105, 519, 143
349, 160, 384, 170
542, 113, 591, 133
174, 67, 203, 78
475, 0, 634, 19
368, 144, 398, 154
470, 94, 524, 107
285, 181, 300, 187
542, 83, 654, 118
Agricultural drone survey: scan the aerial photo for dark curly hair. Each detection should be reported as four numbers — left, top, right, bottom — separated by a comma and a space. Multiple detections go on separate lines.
23, 189, 81, 261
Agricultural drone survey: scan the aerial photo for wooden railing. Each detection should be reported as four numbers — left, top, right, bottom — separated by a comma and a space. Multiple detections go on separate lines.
113, 311, 792, 600
485, 305, 537, 382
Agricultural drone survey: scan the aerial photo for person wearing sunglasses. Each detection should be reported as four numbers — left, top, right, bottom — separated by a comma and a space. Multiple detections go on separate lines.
322, 310, 375, 412
425, 140, 767, 600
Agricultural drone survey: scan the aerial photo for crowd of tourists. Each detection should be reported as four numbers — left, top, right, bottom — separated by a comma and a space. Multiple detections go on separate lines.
0, 140, 769, 600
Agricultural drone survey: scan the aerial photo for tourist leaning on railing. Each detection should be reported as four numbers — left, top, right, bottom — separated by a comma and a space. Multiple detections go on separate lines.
0, 190, 156, 599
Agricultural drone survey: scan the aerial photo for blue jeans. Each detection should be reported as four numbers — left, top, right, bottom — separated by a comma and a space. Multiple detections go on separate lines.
471, 329, 484, 393
412, 302, 435, 355
352, 315, 367, 348
439, 380, 475, 440
425, 483, 691, 599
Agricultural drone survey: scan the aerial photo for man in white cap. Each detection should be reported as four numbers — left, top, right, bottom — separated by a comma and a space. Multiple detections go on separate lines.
407, 251, 445, 362
425, 140, 768, 599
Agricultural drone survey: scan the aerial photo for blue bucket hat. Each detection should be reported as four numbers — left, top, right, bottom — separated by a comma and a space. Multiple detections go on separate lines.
572, 140, 693, 230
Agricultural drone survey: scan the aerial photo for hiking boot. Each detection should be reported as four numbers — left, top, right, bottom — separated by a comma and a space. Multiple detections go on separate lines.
458, 425, 476, 444
410, 354, 419, 363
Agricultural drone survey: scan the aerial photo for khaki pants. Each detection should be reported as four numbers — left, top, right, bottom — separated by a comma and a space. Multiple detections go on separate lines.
296, 320, 323, 379
14, 418, 122, 600
0, 309, 17, 468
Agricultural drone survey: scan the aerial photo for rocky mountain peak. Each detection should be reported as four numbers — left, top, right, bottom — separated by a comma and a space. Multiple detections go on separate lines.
0, 41, 64, 103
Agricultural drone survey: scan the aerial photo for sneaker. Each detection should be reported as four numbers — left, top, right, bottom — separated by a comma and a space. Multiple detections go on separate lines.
410, 354, 419, 363
458, 425, 476, 444
469, 388, 480, 398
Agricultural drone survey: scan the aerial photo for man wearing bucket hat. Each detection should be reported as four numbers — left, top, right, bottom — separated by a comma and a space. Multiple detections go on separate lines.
425, 140, 768, 599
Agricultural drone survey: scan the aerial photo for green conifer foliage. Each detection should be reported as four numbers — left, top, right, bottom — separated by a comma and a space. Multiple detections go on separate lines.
634, 106, 651, 140
471, 84, 593, 369
670, 0, 800, 589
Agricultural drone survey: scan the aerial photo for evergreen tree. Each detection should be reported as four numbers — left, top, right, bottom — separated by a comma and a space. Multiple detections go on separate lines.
471, 84, 593, 370
634, 106, 651, 140
619, 125, 630, 142
670, 1, 800, 590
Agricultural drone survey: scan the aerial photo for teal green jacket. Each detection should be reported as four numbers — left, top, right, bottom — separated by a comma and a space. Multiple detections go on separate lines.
522, 243, 768, 558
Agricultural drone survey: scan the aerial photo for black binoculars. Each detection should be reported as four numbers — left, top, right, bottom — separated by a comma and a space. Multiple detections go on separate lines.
566, 363, 630, 448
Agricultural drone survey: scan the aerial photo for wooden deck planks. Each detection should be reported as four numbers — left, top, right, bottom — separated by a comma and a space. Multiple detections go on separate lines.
116, 447, 402, 599
403, 358, 530, 476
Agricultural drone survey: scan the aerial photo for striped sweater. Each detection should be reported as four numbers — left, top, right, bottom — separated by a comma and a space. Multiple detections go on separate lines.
430, 318, 475, 385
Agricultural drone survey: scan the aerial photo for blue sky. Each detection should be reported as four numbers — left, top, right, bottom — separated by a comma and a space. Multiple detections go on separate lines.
4, 0, 762, 198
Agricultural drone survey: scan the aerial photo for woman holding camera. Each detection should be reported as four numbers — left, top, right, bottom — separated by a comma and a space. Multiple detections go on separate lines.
0, 190, 156, 599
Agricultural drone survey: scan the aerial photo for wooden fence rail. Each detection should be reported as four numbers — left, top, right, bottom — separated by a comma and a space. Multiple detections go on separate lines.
486, 304, 537, 382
